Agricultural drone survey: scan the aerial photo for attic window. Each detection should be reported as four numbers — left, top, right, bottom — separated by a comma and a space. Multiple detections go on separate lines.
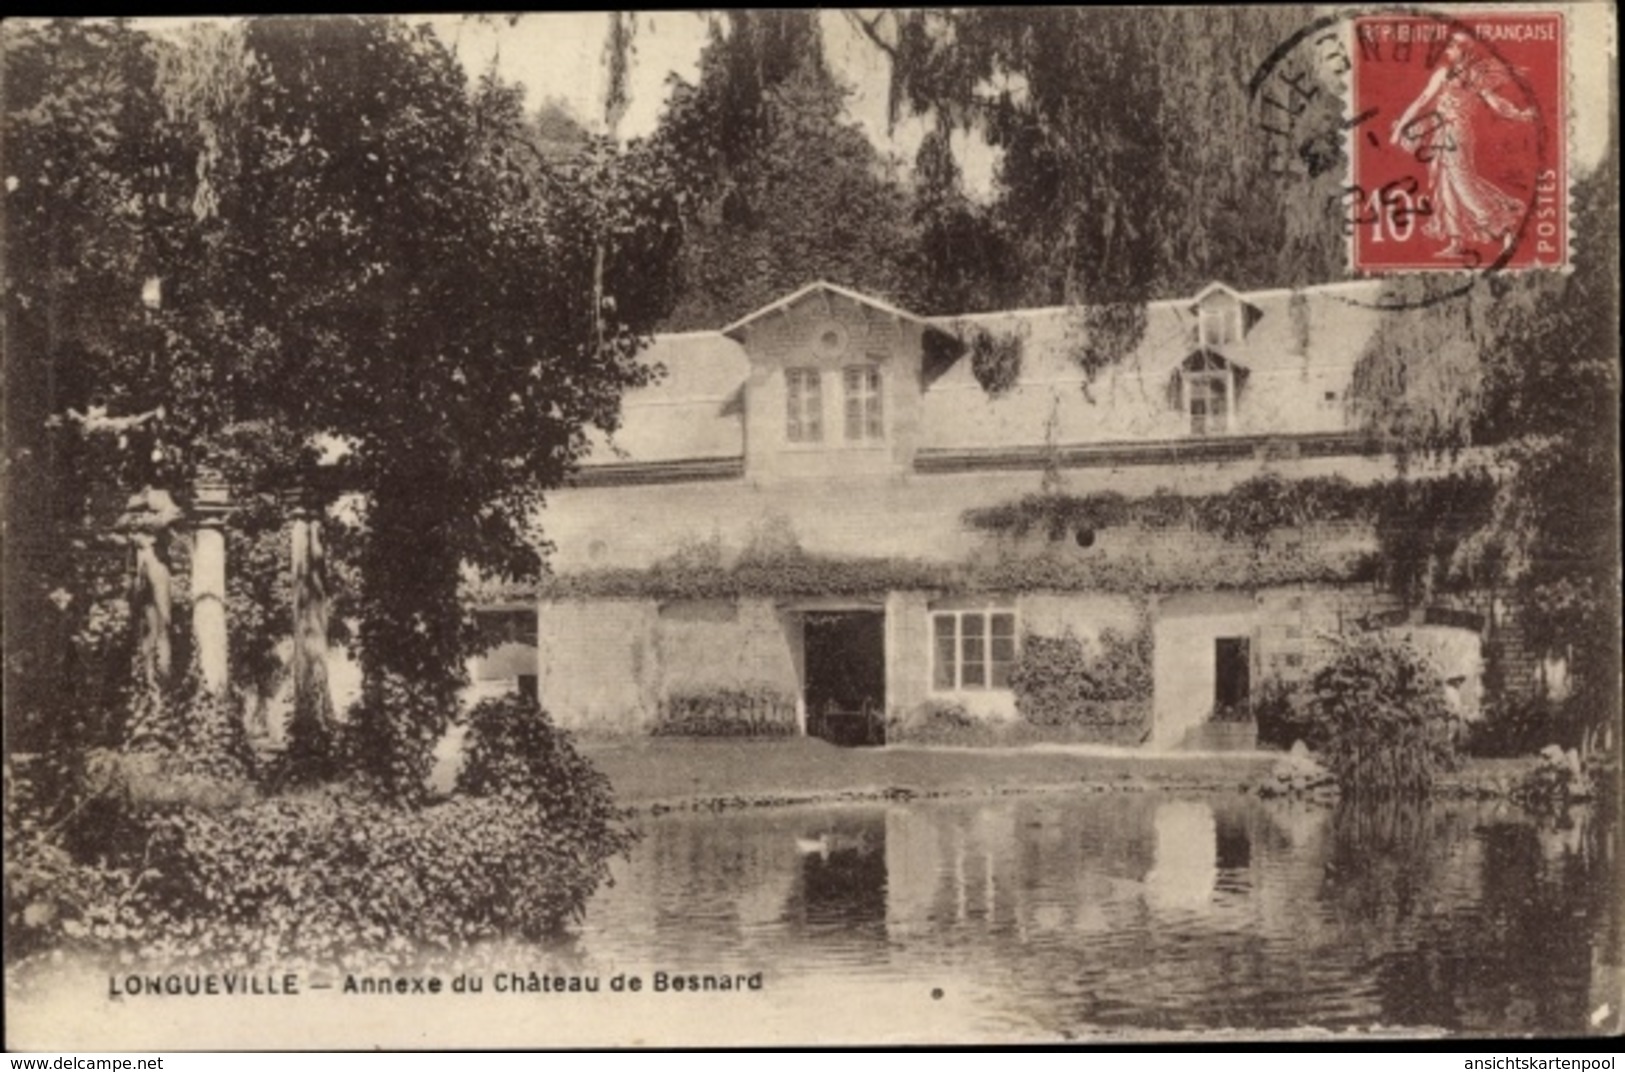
1180, 351, 1242, 437
1187, 373, 1230, 435
1198, 303, 1240, 347
812, 320, 850, 360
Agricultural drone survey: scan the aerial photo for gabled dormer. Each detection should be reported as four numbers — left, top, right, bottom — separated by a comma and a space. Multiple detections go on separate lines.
721, 282, 956, 482
1189, 282, 1262, 350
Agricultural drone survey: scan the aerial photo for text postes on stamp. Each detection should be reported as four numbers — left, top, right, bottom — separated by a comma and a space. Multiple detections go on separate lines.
1350, 11, 1567, 273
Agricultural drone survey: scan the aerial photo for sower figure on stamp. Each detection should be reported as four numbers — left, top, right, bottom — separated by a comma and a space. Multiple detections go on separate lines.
1390, 31, 1537, 258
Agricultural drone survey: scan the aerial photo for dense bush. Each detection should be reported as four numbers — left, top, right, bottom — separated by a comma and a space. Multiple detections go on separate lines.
1009, 626, 1151, 727
1253, 675, 1317, 749
887, 699, 983, 744
1306, 632, 1459, 796
129, 790, 628, 967
6, 696, 637, 971
651, 684, 797, 737
457, 694, 633, 831
1464, 693, 1575, 757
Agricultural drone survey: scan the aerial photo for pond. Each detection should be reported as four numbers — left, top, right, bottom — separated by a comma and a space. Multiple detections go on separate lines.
553, 791, 1618, 1041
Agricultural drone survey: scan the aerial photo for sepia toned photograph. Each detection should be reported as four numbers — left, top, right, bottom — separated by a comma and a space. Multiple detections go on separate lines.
3, 7, 1619, 1049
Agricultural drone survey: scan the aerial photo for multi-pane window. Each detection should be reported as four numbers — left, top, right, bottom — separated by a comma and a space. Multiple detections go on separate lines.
1186, 372, 1230, 435
843, 364, 883, 441
1198, 303, 1240, 347
933, 611, 1017, 690
786, 368, 822, 442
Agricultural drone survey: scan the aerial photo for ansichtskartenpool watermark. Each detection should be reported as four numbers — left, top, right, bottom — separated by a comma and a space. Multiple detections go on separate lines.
1465, 1061, 1615, 1070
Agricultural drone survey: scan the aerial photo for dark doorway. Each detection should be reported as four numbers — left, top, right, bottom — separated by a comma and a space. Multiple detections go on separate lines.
1214, 636, 1251, 714
803, 611, 886, 746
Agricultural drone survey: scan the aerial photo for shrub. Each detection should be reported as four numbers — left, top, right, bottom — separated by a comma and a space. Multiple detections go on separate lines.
1511, 745, 1596, 810
1009, 626, 1150, 727
122, 789, 631, 967
886, 700, 1146, 747
887, 699, 986, 745
651, 684, 797, 737
1465, 692, 1573, 757
457, 694, 634, 833
1253, 675, 1317, 749
1306, 632, 1460, 796
10, 696, 637, 971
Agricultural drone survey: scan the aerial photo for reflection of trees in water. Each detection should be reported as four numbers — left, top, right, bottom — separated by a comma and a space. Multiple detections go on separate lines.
637, 812, 805, 954
1322, 799, 1442, 934
579, 795, 1614, 1035
1319, 798, 1610, 1033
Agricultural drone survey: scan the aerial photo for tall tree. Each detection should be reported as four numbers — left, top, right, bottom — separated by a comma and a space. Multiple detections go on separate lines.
852, 7, 1344, 308
177, 18, 684, 795
3, 19, 203, 770
6, 17, 685, 798
1346, 151, 1620, 746
654, 12, 920, 329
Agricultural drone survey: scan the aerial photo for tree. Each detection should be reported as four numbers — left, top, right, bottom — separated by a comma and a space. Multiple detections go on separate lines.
654, 12, 920, 329
851, 8, 1345, 308
3, 19, 205, 778
165, 18, 685, 795
1346, 152, 1620, 749
6, 18, 685, 798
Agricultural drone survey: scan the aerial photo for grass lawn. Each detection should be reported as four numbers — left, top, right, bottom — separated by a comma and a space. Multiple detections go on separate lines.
578, 737, 1540, 809
580, 736, 1279, 806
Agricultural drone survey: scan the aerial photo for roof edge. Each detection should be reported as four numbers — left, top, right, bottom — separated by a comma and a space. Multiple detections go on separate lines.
720, 281, 931, 339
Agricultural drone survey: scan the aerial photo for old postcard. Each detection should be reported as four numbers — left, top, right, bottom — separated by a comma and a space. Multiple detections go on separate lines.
4, 6, 1619, 1049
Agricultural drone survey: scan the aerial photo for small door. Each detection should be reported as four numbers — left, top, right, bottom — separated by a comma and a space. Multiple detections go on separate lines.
1214, 636, 1251, 713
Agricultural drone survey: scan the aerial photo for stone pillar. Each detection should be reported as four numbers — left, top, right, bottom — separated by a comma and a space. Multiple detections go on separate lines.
191, 471, 231, 696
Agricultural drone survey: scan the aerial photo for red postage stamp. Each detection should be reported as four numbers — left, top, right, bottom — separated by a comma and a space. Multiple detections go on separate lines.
1350, 11, 1567, 272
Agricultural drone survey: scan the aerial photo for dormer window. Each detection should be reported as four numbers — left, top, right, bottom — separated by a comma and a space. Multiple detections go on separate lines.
1198, 302, 1240, 347
843, 364, 883, 441
1180, 350, 1243, 436
1187, 372, 1230, 435
786, 368, 822, 442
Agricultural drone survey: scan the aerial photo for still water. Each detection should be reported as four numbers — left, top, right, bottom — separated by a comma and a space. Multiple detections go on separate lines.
557, 791, 1618, 1039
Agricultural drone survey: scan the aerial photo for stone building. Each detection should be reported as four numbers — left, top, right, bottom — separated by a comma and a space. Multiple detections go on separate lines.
473, 280, 1527, 747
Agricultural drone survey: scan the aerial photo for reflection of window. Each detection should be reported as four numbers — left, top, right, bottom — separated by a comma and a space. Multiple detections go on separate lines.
1198, 303, 1240, 347
786, 368, 822, 442
843, 364, 883, 441
1186, 372, 1230, 435
933, 610, 1016, 690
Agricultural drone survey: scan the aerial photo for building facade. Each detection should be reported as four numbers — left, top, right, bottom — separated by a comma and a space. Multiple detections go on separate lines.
474, 280, 1525, 747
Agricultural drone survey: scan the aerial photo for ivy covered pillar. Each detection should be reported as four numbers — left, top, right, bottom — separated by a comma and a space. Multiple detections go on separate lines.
116, 486, 182, 747
190, 470, 231, 697
186, 470, 249, 768
286, 484, 336, 776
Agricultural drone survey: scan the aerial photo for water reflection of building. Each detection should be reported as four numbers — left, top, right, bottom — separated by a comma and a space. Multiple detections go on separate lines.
592, 795, 1614, 1036
1145, 801, 1218, 910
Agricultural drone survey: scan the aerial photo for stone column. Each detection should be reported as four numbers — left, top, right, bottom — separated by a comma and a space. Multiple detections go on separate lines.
191, 471, 231, 697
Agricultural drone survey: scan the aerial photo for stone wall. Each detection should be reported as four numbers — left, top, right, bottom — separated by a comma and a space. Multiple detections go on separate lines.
536, 597, 801, 734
